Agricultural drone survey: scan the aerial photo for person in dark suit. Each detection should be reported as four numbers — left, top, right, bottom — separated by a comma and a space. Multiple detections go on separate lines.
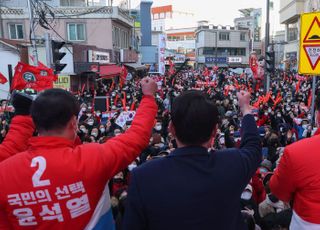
123, 90, 262, 230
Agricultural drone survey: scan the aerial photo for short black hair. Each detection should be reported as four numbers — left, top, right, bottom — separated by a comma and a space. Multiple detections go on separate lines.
171, 90, 219, 146
31, 89, 80, 132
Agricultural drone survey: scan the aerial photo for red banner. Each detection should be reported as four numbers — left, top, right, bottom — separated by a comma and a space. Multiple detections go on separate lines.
0, 72, 8, 84
11, 62, 57, 92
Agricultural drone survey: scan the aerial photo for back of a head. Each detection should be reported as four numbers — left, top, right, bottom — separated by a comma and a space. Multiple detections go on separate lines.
31, 89, 80, 132
171, 90, 219, 146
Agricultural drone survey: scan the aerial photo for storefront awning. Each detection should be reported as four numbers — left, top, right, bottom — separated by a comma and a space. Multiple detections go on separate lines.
99, 64, 122, 79
124, 63, 147, 71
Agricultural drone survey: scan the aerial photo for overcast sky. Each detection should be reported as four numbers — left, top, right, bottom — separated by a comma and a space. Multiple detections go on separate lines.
130, 0, 284, 35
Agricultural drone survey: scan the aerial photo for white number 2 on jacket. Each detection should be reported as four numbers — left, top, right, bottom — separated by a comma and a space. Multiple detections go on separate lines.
31, 156, 51, 188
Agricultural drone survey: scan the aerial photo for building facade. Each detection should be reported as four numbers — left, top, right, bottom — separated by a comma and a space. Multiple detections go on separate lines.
234, 8, 262, 55
273, 30, 286, 68
196, 22, 250, 68
279, 0, 320, 70
151, 5, 196, 32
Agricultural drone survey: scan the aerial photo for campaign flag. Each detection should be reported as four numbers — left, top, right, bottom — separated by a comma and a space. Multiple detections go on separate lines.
0, 72, 8, 84
11, 62, 57, 92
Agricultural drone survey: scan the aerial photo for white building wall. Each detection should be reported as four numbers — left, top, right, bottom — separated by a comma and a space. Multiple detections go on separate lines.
0, 49, 20, 99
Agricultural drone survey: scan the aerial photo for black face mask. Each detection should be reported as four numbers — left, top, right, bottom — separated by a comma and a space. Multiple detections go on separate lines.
268, 193, 279, 203
113, 178, 124, 183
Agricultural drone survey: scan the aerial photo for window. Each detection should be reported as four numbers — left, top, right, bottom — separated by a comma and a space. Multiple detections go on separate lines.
288, 23, 298, 42
219, 32, 229, 41
159, 13, 165, 19
154, 14, 159, 20
9, 24, 24, 39
113, 27, 121, 47
68, 23, 85, 41
166, 12, 171, 18
240, 32, 246, 41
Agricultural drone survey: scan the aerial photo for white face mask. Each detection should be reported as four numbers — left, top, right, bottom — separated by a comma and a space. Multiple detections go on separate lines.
100, 128, 106, 133
128, 163, 137, 171
80, 128, 87, 133
219, 137, 225, 145
241, 191, 252, 200
96, 113, 101, 116
91, 132, 98, 138
87, 120, 94, 126
264, 112, 268, 116
302, 124, 308, 129
155, 125, 162, 131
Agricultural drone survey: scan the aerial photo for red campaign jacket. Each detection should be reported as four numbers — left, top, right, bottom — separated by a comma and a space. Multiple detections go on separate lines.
270, 130, 320, 224
0, 96, 157, 230
0, 116, 35, 162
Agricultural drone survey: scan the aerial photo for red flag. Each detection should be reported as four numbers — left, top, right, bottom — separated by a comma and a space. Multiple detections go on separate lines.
168, 59, 175, 75
130, 101, 136, 111
0, 72, 8, 84
308, 89, 312, 108
81, 83, 86, 94
296, 79, 301, 93
120, 66, 128, 88
122, 92, 127, 111
11, 62, 57, 92
106, 95, 110, 112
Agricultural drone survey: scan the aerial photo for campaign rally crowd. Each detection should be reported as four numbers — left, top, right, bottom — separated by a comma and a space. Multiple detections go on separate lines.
0, 66, 319, 230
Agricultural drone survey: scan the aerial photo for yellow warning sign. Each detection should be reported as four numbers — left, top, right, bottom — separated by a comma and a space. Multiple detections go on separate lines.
299, 12, 320, 75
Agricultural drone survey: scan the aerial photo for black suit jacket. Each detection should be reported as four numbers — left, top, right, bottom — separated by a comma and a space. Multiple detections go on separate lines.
123, 114, 262, 230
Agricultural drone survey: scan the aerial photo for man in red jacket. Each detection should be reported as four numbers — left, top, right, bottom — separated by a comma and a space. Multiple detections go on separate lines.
0, 77, 158, 229
270, 94, 320, 229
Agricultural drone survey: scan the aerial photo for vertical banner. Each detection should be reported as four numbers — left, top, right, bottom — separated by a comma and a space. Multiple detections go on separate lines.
158, 34, 166, 75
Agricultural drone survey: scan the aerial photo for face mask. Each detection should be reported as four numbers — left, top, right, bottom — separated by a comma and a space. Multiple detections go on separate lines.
128, 163, 137, 171
88, 107, 92, 110
219, 137, 225, 145
96, 113, 101, 116
307, 115, 312, 120
112, 93, 116, 97
80, 128, 87, 133
87, 120, 94, 126
286, 107, 291, 111
91, 132, 98, 137
81, 108, 87, 112
87, 113, 92, 117
268, 108, 272, 113
233, 100, 238, 104
277, 114, 281, 118
100, 128, 106, 133
302, 124, 308, 129
264, 112, 268, 116
254, 117, 258, 121
241, 191, 252, 200
155, 125, 162, 131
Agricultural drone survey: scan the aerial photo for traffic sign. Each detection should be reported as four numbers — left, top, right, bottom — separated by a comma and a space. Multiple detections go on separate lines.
299, 12, 320, 75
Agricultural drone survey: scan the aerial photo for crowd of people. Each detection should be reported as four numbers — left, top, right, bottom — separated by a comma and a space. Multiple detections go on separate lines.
0, 66, 319, 230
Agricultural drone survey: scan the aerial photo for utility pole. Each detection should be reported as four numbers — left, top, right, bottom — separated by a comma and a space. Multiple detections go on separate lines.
44, 33, 52, 68
27, 0, 38, 66
265, 0, 270, 92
